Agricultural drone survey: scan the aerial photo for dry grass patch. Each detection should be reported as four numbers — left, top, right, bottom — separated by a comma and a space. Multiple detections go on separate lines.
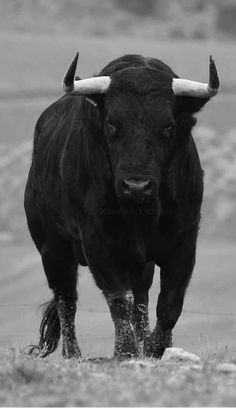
0, 346, 236, 406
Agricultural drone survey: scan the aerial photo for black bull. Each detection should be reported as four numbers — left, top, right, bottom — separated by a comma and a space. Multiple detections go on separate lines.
24, 54, 218, 359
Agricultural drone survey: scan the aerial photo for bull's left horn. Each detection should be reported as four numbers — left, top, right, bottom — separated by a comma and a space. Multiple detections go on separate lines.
172, 56, 220, 98
63, 52, 111, 94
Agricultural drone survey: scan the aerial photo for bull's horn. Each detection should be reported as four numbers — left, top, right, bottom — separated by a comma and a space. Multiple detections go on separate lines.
172, 56, 220, 98
63, 52, 111, 94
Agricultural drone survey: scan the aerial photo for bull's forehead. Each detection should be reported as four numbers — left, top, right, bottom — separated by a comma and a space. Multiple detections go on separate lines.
109, 67, 174, 96
105, 92, 174, 130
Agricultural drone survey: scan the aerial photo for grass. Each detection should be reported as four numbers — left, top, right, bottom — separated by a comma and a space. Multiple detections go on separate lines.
0, 346, 236, 407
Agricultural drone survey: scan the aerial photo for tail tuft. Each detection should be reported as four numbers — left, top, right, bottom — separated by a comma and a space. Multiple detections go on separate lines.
25, 298, 60, 358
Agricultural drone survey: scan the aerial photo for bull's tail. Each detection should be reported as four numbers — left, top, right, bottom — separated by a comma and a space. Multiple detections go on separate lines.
38, 298, 61, 355
25, 298, 61, 358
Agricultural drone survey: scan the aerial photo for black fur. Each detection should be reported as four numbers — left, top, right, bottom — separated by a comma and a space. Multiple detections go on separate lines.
24, 54, 210, 358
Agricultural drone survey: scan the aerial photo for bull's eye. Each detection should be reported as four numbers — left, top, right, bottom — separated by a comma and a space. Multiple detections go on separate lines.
163, 124, 175, 139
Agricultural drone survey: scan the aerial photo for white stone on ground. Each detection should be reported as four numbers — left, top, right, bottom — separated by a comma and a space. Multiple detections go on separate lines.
161, 347, 200, 363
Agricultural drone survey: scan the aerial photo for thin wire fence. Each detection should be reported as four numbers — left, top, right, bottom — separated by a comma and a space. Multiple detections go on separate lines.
0, 303, 236, 342
0, 302, 236, 316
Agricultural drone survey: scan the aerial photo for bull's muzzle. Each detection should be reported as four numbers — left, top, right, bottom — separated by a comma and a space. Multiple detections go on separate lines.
119, 178, 155, 200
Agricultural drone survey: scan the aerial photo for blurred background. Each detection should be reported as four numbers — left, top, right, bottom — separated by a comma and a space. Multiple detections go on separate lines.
0, 0, 236, 359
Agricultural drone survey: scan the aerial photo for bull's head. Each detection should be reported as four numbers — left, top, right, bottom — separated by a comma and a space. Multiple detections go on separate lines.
62, 53, 220, 217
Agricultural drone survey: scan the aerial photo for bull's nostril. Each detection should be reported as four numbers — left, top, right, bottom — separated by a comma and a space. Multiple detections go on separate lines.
123, 179, 149, 190
121, 179, 153, 195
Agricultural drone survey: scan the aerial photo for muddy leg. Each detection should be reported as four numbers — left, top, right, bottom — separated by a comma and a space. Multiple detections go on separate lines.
131, 262, 155, 355
105, 291, 138, 359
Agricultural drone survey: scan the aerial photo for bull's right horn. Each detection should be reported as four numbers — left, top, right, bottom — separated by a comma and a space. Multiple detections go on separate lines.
63, 52, 111, 94
172, 56, 220, 98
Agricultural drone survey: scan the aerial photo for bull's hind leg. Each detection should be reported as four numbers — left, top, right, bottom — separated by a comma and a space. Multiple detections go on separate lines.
147, 238, 196, 358
40, 237, 81, 359
104, 291, 138, 359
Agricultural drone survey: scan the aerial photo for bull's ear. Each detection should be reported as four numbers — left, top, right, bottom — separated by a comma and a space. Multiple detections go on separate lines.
73, 77, 100, 108
175, 112, 197, 144
85, 96, 98, 107
84, 94, 105, 109
174, 95, 210, 115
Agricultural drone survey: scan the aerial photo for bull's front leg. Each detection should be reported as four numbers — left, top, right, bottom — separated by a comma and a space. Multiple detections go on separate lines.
104, 291, 139, 359
147, 238, 197, 358
131, 262, 155, 355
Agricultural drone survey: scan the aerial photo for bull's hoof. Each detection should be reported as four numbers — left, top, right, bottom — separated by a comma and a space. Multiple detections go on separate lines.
114, 344, 139, 360
114, 335, 139, 360
145, 343, 167, 359
145, 322, 172, 359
